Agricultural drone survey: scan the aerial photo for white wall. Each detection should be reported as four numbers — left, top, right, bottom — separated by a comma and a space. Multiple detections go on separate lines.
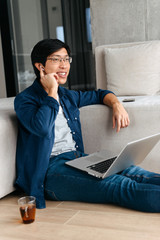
90, 0, 160, 51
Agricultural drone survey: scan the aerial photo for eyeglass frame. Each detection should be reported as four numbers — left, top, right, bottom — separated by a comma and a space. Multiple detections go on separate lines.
47, 56, 72, 64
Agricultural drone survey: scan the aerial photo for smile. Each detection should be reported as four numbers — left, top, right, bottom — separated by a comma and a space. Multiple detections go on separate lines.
57, 72, 67, 78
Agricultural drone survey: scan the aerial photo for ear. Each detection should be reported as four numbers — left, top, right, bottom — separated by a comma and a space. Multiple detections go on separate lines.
34, 63, 44, 71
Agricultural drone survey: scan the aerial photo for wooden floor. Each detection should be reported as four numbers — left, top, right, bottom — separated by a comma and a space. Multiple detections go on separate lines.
0, 191, 160, 240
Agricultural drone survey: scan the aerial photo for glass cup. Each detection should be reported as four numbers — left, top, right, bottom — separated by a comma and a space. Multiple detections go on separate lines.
18, 196, 36, 224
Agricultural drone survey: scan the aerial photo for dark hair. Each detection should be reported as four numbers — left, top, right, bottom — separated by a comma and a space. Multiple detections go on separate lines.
31, 39, 71, 79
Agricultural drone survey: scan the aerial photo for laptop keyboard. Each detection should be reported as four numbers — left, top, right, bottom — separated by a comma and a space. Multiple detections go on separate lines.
87, 156, 117, 174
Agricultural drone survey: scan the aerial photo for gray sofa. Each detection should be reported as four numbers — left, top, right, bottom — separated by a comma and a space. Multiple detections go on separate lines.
94, 40, 160, 172
1, 40, 160, 199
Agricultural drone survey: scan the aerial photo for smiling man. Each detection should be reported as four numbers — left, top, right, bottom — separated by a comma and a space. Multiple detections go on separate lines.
14, 39, 160, 213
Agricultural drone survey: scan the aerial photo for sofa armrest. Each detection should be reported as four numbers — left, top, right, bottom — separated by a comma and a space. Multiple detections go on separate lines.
0, 109, 18, 198
80, 104, 113, 154
80, 99, 160, 173
0, 97, 17, 198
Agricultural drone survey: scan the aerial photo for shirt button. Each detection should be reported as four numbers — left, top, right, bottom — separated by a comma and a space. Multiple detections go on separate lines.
76, 145, 78, 148
73, 132, 75, 134
75, 117, 77, 120
67, 118, 70, 121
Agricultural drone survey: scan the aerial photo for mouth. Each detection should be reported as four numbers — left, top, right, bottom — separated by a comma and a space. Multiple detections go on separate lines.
57, 72, 67, 78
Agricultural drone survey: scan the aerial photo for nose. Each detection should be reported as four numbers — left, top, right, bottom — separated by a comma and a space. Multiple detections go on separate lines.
59, 59, 67, 67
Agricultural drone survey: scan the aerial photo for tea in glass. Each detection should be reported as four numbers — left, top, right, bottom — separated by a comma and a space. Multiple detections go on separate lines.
18, 196, 36, 224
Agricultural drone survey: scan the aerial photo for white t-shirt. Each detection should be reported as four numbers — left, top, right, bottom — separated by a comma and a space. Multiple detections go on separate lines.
51, 95, 76, 156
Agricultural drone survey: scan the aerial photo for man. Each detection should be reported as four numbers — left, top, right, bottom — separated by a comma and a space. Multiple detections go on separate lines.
15, 39, 160, 212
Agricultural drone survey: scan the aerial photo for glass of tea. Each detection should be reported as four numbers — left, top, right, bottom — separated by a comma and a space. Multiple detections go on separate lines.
18, 196, 36, 224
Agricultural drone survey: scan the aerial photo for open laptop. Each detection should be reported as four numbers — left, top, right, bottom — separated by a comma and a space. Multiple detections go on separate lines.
65, 133, 160, 179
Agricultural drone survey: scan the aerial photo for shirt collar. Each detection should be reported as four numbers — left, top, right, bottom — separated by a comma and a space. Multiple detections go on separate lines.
33, 79, 66, 99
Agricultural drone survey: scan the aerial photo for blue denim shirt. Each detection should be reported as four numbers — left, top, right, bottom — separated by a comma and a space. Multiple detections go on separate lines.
14, 79, 113, 208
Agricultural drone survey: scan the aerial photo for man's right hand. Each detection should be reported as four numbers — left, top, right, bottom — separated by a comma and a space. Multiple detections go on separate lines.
40, 67, 59, 100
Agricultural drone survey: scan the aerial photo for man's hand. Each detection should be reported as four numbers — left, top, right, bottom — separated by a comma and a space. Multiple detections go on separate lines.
40, 67, 59, 99
112, 102, 130, 132
103, 93, 130, 132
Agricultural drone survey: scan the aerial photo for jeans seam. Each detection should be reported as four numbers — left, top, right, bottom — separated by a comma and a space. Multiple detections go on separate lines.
125, 174, 158, 180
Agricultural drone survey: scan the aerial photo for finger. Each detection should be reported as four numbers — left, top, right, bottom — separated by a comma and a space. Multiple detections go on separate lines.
127, 118, 130, 126
53, 73, 59, 81
125, 121, 128, 127
116, 119, 121, 132
40, 66, 45, 78
126, 119, 129, 127
53, 73, 60, 85
121, 119, 125, 128
122, 119, 127, 128
112, 116, 116, 129
124, 117, 129, 127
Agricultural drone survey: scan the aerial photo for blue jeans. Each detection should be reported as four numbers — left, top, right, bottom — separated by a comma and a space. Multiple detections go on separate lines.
44, 151, 160, 212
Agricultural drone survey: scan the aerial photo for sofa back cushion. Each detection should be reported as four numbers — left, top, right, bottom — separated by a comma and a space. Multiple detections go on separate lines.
104, 41, 160, 96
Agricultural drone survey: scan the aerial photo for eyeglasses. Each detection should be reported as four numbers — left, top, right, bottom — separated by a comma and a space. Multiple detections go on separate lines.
47, 56, 72, 64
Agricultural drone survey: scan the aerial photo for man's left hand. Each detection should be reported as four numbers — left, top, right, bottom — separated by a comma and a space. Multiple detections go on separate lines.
112, 102, 130, 132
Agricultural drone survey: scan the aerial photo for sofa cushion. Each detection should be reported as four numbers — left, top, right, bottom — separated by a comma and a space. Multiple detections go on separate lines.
104, 41, 160, 96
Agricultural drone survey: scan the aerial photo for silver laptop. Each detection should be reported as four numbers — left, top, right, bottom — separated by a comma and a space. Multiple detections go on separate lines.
65, 133, 160, 179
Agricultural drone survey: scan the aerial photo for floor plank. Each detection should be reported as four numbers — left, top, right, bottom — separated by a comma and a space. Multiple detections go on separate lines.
0, 192, 160, 240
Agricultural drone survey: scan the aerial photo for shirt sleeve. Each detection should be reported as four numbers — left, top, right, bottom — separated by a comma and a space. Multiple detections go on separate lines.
70, 89, 114, 108
14, 94, 59, 137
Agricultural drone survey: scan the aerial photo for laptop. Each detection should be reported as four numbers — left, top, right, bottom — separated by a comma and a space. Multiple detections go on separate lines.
65, 133, 160, 179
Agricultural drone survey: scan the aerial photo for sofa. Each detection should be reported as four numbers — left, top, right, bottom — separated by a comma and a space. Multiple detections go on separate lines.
93, 40, 160, 171
1, 40, 160, 200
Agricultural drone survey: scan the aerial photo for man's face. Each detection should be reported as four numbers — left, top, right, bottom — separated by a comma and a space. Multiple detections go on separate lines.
44, 48, 71, 85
